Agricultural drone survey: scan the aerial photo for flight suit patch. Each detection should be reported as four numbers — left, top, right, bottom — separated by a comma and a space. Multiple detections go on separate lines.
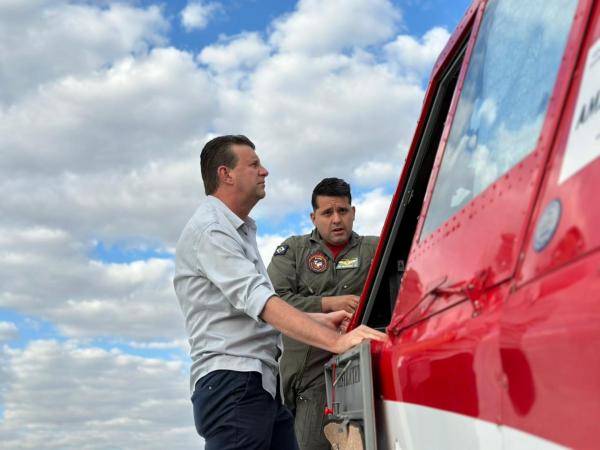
273, 244, 289, 256
335, 257, 359, 270
307, 252, 329, 273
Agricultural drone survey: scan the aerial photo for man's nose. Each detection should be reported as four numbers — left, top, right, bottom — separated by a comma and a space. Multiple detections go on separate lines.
260, 165, 269, 177
332, 212, 342, 223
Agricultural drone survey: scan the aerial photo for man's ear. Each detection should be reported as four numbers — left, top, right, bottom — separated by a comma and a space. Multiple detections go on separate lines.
351, 206, 356, 218
217, 165, 233, 185
310, 211, 316, 225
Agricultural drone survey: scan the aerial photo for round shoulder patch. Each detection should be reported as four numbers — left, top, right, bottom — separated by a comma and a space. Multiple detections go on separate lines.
307, 251, 329, 273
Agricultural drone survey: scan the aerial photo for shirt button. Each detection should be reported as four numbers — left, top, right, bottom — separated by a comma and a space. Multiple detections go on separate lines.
343, 285, 348, 289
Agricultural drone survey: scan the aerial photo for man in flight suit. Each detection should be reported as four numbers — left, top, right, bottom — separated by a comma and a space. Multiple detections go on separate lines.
267, 177, 379, 450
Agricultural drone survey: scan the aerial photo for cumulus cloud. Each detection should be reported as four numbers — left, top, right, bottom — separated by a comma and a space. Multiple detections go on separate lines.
257, 234, 290, 267
181, 1, 221, 31
225, 51, 422, 220
0, 340, 198, 450
353, 189, 393, 236
0, 226, 185, 340
0, 1, 168, 104
353, 161, 403, 188
128, 339, 188, 350
0, 322, 18, 341
384, 26, 450, 80
271, 0, 400, 55
0, 48, 217, 176
0, 158, 203, 247
199, 32, 271, 73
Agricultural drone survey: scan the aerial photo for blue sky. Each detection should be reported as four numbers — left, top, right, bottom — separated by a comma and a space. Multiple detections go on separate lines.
0, 0, 471, 448
156, 0, 470, 49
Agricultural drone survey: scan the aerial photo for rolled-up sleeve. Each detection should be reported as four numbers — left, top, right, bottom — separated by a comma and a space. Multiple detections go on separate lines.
196, 225, 275, 321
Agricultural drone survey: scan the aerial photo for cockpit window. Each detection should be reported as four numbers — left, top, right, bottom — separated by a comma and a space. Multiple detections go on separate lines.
420, 0, 578, 240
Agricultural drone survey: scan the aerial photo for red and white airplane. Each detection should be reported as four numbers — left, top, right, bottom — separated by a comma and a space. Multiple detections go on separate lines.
327, 1, 600, 449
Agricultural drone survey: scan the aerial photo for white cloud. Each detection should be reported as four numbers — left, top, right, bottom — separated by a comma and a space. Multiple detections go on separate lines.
478, 98, 498, 127
384, 26, 450, 80
0, 158, 203, 247
0, 226, 185, 341
199, 32, 271, 73
271, 0, 400, 55
353, 161, 403, 187
225, 51, 422, 220
0, 340, 199, 450
0, 48, 217, 176
0, 322, 18, 341
129, 339, 188, 350
181, 1, 221, 32
0, 1, 168, 104
257, 233, 290, 268
352, 189, 393, 236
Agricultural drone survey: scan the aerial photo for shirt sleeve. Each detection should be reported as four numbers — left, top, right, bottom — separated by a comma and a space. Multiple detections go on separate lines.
267, 240, 323, 313
196, 225, 275, 321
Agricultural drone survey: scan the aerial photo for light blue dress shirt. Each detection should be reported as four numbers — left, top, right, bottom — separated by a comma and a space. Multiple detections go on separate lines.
174, 196, 282, 397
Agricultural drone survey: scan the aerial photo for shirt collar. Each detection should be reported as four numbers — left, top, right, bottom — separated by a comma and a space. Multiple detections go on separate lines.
207, 195, 257, 232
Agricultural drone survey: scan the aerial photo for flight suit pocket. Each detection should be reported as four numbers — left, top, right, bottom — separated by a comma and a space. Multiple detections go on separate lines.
294, 386, 329, 450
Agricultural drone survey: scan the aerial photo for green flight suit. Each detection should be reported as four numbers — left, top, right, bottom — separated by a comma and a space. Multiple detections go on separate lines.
267, 229, 378, 450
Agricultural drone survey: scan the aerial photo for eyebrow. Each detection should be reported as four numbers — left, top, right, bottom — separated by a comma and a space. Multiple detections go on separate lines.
320, 206, 349, 213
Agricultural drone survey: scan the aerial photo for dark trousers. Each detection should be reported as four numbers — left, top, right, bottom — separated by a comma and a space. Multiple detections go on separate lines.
192, 370, 299, 450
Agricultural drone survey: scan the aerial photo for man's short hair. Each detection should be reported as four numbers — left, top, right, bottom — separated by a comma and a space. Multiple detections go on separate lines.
311, 177, 352, 210
200, 135, 255, 195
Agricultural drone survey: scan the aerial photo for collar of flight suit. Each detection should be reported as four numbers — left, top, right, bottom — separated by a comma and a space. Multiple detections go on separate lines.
308, 228, 360, 261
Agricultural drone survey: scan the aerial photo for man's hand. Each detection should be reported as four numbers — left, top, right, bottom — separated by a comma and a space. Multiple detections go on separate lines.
309, 310, 352, 332
322, 295, 360, 313
332, 325, 388, 354
261, 296, 386, 355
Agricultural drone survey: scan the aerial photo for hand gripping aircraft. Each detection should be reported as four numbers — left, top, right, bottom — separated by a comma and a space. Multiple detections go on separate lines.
324, 1, 600, 449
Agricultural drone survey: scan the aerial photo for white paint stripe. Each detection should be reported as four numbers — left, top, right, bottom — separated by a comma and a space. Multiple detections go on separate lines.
378, 400, 569, 450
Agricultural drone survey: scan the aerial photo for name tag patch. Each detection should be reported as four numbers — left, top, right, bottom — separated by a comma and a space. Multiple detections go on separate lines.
336, 257, 359, 270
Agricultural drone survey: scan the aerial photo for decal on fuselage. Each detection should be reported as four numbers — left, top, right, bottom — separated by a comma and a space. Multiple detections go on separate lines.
533, 199, 561, 252
559, 38, 600, 183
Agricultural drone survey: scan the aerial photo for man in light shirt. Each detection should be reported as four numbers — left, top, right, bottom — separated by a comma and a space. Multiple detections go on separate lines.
173, 135, 386, 450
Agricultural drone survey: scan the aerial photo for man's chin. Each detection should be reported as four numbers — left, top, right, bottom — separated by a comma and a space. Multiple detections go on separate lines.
328, 235, 348, 245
